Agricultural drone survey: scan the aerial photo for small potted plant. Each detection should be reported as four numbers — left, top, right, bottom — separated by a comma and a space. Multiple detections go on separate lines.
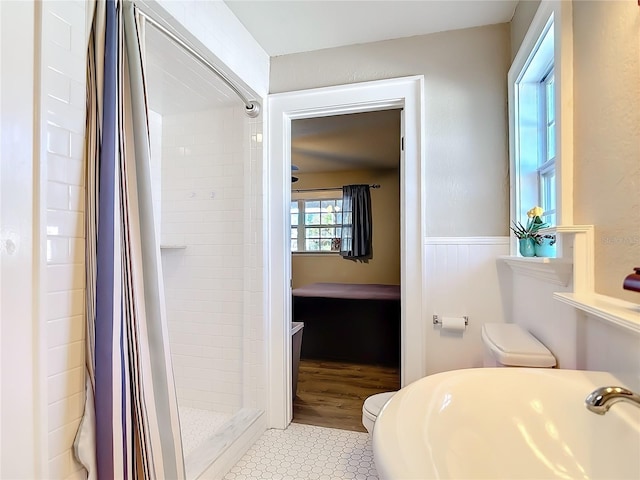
533, 233, 557, 257
510, 206, 549, 257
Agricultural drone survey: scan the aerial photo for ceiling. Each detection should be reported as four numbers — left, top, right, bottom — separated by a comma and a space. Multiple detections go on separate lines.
224, 0, 518, 57
292, 110, 401, 174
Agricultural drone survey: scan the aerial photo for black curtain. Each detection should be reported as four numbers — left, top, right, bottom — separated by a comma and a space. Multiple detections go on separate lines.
340, 184, 372, 261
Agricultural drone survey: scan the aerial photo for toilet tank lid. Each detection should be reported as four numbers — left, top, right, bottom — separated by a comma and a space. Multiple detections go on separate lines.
482, 323, 556, 367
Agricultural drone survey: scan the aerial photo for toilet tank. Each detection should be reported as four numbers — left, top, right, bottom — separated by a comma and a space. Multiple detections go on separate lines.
482, 323, 556, 368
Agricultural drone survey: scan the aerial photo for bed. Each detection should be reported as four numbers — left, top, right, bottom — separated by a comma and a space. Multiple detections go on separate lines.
292, 282, 400, 367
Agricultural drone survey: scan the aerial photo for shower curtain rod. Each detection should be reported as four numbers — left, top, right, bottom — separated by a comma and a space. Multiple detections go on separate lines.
292, 184, 381, 193
134, 6, 261, 118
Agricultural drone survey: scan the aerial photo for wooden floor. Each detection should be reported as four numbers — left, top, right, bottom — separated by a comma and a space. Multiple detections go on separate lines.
293, 359, 400, 432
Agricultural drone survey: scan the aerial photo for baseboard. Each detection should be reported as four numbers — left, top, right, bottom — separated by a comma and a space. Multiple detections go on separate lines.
185, 409, 267, 480
193, 409, 266, 479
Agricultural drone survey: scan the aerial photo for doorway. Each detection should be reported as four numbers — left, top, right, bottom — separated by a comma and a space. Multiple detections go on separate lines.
267, 76, 426, 429
289, 110, 402, 431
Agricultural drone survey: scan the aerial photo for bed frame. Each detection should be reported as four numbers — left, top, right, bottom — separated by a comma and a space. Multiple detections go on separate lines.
292, 283, 401, 367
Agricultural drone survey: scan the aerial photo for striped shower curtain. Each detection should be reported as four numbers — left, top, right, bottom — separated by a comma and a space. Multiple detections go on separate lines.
75, 1, 185, 478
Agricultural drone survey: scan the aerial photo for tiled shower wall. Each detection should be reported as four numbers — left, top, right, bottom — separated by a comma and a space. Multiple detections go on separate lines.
159, 106, 264, 413
242, 117, 265, 412
41, 1, 87, 478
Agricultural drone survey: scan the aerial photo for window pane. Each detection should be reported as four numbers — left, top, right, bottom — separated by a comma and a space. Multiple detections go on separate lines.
292, 198, 344, 253
546, 74, 555, 123
321, 212, 336, 225
320, 200, 334, 211
321, 227, 335, 238
547, 121, 556, 160
545, 71, 555, 161
306, 239, 320, 251
305, 200, 320, 211
305, 213, 320, 225
541, 169, 556, 222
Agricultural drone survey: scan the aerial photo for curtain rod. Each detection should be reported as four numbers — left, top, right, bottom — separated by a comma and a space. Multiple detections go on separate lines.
292, 184, 381, 193
134, 6, 261, 118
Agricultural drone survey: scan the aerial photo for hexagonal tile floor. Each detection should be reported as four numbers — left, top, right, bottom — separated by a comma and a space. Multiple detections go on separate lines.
223, 423, 378, 480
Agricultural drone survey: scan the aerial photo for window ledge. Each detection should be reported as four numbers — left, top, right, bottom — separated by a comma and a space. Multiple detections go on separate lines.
498, 255, 573, 286
554, 292, 640, 334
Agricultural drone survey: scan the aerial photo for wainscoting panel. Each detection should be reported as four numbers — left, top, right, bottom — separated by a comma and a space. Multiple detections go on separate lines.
423, 237, 510, 376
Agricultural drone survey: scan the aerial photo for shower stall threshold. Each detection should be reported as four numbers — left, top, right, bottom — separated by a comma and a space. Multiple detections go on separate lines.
184, 408, 264, 479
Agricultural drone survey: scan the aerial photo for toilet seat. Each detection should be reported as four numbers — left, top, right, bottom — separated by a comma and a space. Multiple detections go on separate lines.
362, 391, 396, 434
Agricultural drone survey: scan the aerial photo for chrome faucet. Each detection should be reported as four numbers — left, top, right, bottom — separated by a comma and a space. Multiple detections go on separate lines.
585, 386, 640, 415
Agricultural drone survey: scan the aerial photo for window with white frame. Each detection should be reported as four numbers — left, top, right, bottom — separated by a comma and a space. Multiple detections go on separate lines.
512, 14, 556, 227
538, 68, 556, 225
291, 198, 343, 253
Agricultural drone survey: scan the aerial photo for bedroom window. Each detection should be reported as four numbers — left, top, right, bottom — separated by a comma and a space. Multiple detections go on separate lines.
291, 199, 342, 253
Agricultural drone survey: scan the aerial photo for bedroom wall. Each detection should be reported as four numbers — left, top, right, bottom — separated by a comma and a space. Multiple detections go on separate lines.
291, 168, 400, 289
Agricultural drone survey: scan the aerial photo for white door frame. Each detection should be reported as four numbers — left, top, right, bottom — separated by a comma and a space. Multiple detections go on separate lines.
266, 76, 426, 429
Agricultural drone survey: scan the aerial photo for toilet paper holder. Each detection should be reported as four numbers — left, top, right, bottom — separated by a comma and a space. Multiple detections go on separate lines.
433, 315, 469, 326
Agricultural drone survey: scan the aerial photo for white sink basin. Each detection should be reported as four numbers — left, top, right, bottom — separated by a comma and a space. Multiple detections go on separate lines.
373, 368, 640, 479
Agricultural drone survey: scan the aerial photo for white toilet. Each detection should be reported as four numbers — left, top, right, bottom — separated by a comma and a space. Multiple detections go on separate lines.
481, 323, 556, 368
362, 391, 395, 435
361, 322, 556, 435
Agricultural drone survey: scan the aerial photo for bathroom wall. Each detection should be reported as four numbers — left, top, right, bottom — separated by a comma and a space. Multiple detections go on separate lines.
149, 110, 163, 237
242, 116, 266, 412
270, 23, 511, 238
0, 0, 267, 477
510, 274, 578, 369
1, 1, 40, 476
508, 0, 640, 376
291, 168, 400, 289
509, 0, 540, 62
572, 0, 640, 303
41, 1, 87, 478
151, 0, 269, 418
272, 24, 512, 376
423, 238, 510, 375
161, 106, 246, 412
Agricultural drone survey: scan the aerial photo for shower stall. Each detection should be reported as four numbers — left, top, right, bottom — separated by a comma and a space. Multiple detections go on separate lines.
141, 12, 265, 478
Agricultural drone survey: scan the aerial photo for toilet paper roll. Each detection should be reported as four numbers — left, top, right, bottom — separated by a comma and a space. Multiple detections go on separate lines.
440, 316, 467, 332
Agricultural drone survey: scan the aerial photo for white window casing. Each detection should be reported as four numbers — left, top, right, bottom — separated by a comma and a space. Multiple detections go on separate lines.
508, 0, 574, 256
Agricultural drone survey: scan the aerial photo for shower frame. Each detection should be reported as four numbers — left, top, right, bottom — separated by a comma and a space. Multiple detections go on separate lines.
138, 1, 267, 477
